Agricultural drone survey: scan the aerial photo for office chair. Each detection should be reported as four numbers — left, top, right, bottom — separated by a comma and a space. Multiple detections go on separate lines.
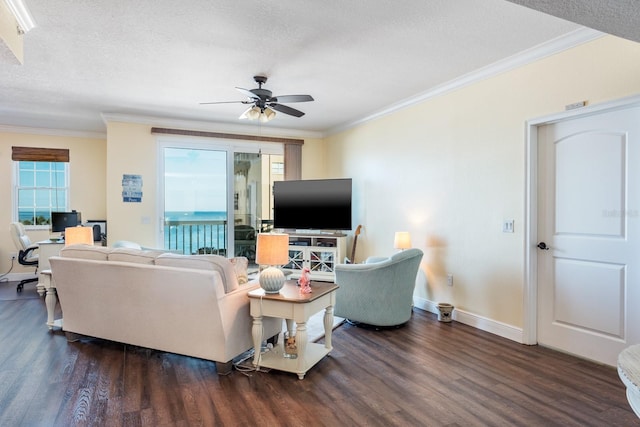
10, 222, 39, 292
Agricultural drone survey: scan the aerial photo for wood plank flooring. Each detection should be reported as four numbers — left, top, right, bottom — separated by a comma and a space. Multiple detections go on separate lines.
0, 284, 637, 426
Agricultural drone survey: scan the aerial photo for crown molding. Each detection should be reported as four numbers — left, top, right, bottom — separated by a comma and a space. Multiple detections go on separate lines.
101, 113, 324, 140
4, 0, 36, 33
326, 27, 605, 136
0, 124, 106, 139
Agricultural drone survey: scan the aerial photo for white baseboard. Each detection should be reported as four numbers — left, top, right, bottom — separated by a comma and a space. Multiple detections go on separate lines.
413, 297, 524, 344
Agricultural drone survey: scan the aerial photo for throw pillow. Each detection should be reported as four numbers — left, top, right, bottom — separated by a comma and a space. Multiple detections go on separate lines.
230, 257, 249, 284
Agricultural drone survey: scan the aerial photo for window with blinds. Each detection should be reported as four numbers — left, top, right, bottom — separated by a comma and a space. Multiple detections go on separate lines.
12, 147, 70, 226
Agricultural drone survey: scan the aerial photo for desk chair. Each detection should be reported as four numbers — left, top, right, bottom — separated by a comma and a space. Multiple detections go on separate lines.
10, 222, 39, 292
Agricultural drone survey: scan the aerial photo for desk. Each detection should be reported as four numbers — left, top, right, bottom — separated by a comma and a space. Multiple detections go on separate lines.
248, 280, 338, 379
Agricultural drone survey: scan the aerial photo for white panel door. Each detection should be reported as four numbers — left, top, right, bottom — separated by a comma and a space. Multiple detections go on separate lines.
537, 106, 640, 366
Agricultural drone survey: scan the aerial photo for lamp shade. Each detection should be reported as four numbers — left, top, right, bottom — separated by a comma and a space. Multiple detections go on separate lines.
394, 231, 411, 250
65, 226, 93, 246
256, 233, 289, 266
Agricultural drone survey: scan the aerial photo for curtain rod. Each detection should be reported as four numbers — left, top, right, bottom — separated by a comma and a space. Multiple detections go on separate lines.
150, 127, 304, 145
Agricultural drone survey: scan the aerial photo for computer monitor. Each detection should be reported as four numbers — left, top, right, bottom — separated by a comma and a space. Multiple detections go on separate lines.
51, 211, 82, 233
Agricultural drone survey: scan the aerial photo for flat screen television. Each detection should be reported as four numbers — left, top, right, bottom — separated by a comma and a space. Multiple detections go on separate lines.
273, 178, 352, 231
51, 211, 82, 232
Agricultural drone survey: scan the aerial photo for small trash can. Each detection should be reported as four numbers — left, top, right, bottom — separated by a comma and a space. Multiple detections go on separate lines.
437, 303, 454, 322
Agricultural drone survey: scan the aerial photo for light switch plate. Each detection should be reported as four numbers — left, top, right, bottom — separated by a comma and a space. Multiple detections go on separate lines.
502, 220, 514, 233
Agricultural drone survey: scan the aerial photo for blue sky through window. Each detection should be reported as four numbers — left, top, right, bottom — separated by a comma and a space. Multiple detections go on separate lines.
163, 148, 227, 213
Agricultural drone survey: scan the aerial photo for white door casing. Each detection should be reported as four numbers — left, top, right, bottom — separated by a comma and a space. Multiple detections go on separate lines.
525, 95, 640, 366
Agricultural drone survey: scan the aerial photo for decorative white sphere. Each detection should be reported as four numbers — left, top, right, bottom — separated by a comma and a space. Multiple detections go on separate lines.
259, 266, 285, 293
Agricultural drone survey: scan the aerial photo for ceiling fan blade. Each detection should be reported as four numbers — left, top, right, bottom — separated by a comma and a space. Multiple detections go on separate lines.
199, 100, 251, 105
271, 94, 314, 103
236, 87, 260, 100
269, 103, 305, 118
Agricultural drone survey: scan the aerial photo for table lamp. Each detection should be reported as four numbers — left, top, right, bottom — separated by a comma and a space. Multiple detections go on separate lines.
65, 226, 93, 246
394, 231, 411, 250
256, 233, 290, 293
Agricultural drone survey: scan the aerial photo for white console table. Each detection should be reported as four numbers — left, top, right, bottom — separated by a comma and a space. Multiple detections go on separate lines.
285, 233, 346, 282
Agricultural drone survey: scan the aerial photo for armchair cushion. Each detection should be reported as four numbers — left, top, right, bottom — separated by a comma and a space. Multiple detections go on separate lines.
333, 248, 423, 327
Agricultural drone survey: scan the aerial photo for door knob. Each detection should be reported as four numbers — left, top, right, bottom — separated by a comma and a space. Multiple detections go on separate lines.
537, 242, 549, 250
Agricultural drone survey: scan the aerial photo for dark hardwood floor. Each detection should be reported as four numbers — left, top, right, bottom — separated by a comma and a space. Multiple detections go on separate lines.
0, 281, 637, 427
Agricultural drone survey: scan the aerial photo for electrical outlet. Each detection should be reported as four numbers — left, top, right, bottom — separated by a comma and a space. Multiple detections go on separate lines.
447, 274, 453, 287
502, 219, 514, 233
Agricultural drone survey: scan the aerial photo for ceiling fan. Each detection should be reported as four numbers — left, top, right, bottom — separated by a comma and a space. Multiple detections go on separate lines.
200, 75, 314, 122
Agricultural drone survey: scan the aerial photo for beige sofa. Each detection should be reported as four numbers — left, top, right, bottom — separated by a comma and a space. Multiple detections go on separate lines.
49, 245, 281, 374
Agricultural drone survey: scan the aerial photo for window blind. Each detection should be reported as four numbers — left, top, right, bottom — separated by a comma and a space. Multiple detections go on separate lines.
12, 146, 70, 162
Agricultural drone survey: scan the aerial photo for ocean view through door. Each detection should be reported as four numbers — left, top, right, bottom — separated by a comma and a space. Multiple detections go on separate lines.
162, 147, 228, 256
159, 140, 284, 260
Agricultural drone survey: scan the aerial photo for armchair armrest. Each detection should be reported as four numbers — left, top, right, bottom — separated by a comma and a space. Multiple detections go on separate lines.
19, 245, 39, 266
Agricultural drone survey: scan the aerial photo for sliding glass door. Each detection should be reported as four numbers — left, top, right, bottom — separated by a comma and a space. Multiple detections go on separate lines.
158, 138, 284, 262
162, 147, 228, 255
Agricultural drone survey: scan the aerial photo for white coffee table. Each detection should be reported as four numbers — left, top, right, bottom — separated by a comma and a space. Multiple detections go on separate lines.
248, 280, 338, 379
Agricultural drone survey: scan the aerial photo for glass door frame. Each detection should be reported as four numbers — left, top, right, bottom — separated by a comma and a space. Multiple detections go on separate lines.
156, 135, 283, 254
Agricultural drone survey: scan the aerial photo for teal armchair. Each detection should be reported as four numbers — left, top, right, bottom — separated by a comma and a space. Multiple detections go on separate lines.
333, 248, 424, 327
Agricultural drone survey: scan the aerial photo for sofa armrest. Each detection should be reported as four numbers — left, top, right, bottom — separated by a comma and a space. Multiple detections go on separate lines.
217, 280, 282, 352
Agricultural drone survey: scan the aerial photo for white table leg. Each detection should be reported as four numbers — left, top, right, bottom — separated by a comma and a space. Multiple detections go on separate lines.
296, 321, 307, 379
285, 319, 294, 336
45, 286, 57, 330
39, 271, 58, 330
36, 276, 46, 297
252, 316, 263, 367
324, 305, 334, 350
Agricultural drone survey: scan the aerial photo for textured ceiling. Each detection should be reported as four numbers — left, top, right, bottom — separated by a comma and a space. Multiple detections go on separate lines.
0, 0, 620, 136
505, 0, 640, 43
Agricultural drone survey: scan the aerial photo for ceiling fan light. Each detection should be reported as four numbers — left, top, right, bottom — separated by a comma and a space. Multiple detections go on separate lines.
247, 106, 261, 120
260, 107, 276, 122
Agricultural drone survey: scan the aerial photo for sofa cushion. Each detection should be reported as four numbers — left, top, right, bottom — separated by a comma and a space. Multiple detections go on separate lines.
108, 248, 161, 265
60, 244, 110, 261
230, 257, 249, 284
155, 254, 239, 293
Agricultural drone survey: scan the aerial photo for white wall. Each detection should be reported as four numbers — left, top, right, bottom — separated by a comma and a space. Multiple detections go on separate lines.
325, 35, 640, 332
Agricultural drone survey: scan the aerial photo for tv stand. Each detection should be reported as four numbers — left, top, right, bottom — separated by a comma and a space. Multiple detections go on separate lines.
285, 232, 346, 282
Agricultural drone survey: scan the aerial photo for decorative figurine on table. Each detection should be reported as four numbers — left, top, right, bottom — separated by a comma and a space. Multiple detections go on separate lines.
298, 267, 312, 294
